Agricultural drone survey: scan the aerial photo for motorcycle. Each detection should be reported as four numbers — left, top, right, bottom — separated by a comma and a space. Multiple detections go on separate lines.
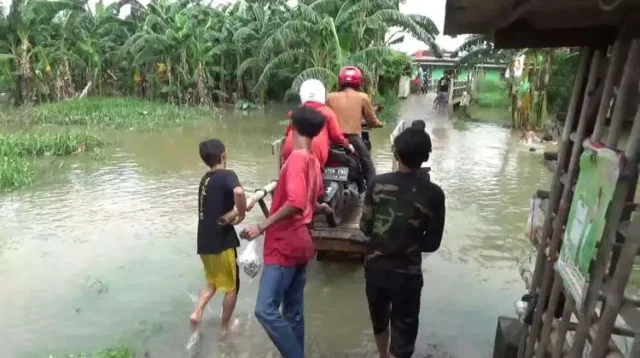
321, 105, 382, 227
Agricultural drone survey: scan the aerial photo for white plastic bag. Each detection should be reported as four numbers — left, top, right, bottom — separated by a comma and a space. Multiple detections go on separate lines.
238, 241, 262, 279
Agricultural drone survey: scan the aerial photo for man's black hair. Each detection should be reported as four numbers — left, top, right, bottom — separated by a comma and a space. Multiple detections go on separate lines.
291, 105, 325, 139
394, 127, 432, 170
199, 138, 225, 167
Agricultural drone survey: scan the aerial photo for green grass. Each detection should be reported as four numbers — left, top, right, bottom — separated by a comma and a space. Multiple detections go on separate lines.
0, 131, 103, 191
0, 131, 103, 158
0, 156, 34, 189
374, 94, 401, 123
474, 78, 511, 109
6, 97, 218, 129
456, 105, 513, 128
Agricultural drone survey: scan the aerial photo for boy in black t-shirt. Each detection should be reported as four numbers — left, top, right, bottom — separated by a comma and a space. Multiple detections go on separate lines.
190, 139, 247, 332
360, 127, 446, 358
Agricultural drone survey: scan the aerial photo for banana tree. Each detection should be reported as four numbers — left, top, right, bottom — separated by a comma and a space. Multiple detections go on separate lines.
254, 0, 440, 100
1, 0, 84, 105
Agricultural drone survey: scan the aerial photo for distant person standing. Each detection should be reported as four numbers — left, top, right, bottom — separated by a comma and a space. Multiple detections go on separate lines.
433, 73, 450, 106
191, 139, 247, 333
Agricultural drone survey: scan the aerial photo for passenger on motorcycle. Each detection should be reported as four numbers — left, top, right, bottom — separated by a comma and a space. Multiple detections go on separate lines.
326, 66, 383, 186
281, 79, 354, 168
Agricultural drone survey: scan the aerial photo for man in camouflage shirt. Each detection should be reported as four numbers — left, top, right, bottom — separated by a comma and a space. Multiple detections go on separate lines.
360, 125, 445, 358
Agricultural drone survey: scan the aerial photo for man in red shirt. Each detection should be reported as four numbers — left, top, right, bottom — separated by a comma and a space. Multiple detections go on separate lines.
281, 79, 353, 167
241, 105, 325, 358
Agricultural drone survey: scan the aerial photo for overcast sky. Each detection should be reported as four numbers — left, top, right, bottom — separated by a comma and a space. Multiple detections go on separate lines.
0, 0, 466, 52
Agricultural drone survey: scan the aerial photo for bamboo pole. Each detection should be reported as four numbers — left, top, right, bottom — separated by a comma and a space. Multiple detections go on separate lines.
592, 41, 630, 142
218, 181, 277, 225
536, 274, 563, 358
591, 74, 640, 358
551, 294, 574, 358
523, 48, 593, 358
534, 49, 603, 358
519, 49, 590, 358
528, 49, 590, 295
607, 42, 640, 147
568, 40, 640, 358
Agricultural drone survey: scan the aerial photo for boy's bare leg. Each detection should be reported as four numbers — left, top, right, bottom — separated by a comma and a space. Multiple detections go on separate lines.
190, 284, 216, 326
220, 290, 238, 333
374, 328, 390, 358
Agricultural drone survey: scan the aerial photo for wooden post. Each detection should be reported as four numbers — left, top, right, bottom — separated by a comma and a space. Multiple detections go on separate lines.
568, 40, 639, 358
590, 68, 640, 357
520, 50, 590, 358
521, 47, 592, 358
525, 48, 589, 297
448, 77, 454, 111
219, 181, 277, 225
531, 49, 603, 358
592, 40, 630, 142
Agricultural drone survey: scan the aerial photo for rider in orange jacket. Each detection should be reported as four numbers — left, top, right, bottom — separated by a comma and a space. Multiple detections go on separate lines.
326, 66, 383, 185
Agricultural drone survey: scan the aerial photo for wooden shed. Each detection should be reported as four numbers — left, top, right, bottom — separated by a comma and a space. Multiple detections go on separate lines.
444, 1, 640, 357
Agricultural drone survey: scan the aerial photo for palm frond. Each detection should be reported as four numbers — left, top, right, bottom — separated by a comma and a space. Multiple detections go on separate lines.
406, 14, 439, 37
237, 57, 259, 79
290, 66, 337, 93
365, 10, 441, 57
254, 50, 313, 92
454, 34, 486, 55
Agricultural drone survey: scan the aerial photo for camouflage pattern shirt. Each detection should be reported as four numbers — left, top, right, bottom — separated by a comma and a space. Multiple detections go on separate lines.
360, 172, 445, 274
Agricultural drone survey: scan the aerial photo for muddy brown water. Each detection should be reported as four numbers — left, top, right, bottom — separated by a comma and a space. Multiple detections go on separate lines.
0, 94, 552, 358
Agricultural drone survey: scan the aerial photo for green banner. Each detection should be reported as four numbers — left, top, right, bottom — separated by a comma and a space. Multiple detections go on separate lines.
556, 142, 621, 309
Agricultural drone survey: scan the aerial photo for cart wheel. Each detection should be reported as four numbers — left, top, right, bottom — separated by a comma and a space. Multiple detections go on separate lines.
327, 195, 344, 227
316, 250, 328, 261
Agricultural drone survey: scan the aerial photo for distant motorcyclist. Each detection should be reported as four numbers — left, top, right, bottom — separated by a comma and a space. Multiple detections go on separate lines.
326, 66, 383, 185
281, 79, 354, 168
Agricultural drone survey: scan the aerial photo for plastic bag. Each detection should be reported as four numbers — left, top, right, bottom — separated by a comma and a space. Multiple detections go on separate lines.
525, 196, 546, 244
238, 241, 262, 279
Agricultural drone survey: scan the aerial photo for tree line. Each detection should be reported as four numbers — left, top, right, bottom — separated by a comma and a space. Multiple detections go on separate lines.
0, 0, 439, 106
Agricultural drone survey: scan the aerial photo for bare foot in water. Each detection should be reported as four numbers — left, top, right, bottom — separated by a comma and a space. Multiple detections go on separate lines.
221, 318, 240, 335
190, 310, 204, 327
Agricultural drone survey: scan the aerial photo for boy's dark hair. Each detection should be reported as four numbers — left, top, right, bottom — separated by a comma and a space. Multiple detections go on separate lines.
291, 106, 325, 139
411, 120, 426, 131
394, 128, 432, 170
199, 138, 225, 167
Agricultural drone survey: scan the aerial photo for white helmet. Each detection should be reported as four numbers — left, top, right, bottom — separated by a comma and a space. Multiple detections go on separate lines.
299, 79, 326, 104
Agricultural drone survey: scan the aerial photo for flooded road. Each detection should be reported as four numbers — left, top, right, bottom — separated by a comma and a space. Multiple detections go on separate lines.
0, 94, 551, 358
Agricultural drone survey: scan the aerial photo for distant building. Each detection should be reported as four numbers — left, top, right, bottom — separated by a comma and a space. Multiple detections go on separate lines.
411, 50, 506, 83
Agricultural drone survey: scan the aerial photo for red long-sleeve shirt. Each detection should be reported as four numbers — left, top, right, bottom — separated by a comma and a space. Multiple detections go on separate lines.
281, 101, 349, 167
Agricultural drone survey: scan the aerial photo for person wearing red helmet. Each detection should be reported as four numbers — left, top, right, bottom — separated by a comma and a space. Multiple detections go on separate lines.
326, 66, 383, 186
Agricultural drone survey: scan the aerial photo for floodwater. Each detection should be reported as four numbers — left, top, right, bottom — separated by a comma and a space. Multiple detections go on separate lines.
0, 94, 551, 358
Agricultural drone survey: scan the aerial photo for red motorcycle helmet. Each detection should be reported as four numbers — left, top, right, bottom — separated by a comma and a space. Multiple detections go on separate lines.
338, 66, 363, 88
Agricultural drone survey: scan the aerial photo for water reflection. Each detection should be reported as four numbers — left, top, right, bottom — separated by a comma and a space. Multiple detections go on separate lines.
0, 95, 551, 358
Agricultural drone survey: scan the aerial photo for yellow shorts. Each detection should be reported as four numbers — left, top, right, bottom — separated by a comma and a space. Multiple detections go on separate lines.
200, 248, 239, 293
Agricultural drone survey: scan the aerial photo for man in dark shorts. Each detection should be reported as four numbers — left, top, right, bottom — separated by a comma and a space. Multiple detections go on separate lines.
360, 126, 446, 358
433, 73, 450, 106
190, 139, 247, 333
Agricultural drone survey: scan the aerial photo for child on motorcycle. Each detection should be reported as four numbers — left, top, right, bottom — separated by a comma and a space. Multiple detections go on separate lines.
326, 66, 383, 186
281, 79, 354, 168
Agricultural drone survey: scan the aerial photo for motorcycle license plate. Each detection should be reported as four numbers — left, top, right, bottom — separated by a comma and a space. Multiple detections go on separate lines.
323, 167, 349, 181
